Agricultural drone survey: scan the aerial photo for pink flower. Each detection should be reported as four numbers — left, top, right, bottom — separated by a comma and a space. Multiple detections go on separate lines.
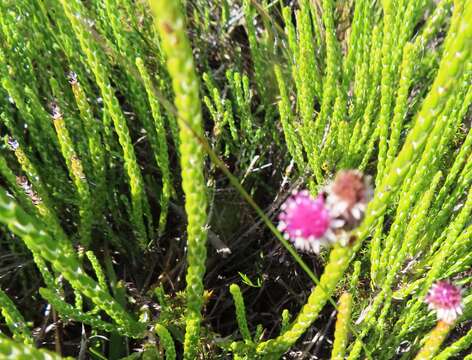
425, 281, 463, 324
278, 190, 341, 253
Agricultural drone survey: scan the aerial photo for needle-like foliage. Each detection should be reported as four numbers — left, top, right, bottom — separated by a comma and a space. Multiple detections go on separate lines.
0, 0, 470, 358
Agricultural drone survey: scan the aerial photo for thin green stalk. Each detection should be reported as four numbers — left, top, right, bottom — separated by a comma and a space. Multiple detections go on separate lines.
50, 103, 92, 247
414, 321, 453, 360
136, 57, 174, 234
385, 43, 415, 167
85, 251, 108, 292
148, 1, 208, 358
274, 64, 305, 169
39, 288, 119, 334
0, 336, 70, 360
69, 74, 107, 214
331, 292, 353, 360
0, 288, 32, 344
230, 284, 251, 342
155, 324, 176, 360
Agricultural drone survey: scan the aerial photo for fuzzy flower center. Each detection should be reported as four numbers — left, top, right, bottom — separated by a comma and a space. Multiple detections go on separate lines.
279, 191, 331, 239
425, 280, 462, 323
426, 281, 462, 310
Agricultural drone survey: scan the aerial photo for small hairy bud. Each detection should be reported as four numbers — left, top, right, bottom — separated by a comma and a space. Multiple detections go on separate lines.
278, 190, 341, 253
425, 280, 463, 324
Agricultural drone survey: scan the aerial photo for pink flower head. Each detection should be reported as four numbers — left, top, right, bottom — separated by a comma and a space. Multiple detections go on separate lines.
425, 281, 463, 324
278, 190, 340, 253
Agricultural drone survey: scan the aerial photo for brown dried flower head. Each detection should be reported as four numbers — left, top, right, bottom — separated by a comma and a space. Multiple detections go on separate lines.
326, 170, 373, 227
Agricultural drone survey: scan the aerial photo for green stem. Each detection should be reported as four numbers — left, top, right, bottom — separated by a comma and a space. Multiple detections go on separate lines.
148, 1, 208, 358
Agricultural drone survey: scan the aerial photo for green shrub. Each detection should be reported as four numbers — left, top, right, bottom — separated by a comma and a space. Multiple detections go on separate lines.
0, 0, 470, 358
